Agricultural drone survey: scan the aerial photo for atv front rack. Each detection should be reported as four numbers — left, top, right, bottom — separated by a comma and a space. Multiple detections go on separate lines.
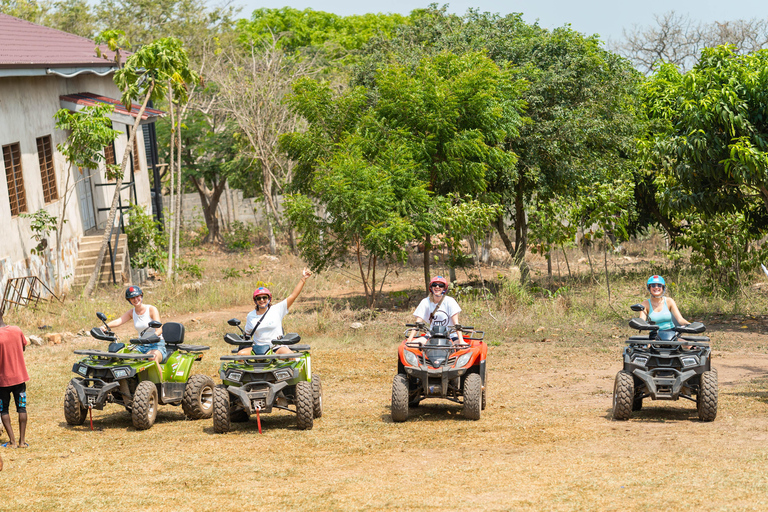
73, 350, 156, 360
220, 347, 310, 362
625, 339, 710, 348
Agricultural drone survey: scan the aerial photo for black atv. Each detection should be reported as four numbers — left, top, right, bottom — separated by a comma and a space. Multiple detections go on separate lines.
612, 304, 718, 421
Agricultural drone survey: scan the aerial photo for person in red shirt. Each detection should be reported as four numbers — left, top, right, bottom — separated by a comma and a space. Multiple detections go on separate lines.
0, 310, 29, 448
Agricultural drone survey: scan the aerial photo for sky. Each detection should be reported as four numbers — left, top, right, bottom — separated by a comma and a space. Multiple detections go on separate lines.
229, 0, 768, 44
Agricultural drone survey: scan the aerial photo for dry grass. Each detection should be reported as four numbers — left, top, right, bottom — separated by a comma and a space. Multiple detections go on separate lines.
3, 246, 768, 511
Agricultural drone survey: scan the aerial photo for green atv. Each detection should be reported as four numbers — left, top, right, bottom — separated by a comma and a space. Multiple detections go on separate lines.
64, 312, 214, 430
212, 318, 322, 433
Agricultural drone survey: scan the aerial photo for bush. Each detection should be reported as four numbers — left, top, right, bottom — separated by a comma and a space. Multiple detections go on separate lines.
222, 221, 255, 252
125, 203, 166, 271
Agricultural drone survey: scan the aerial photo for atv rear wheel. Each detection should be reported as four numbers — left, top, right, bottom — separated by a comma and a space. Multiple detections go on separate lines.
612, 371, 634, 421
391, 373, 409, 422
312, 373, 323, 419
64, 382, 87, 426
481, 377, 487, 410
296, 381, 314, 430
213, 385, 231, 433
182, 374, 215, 420
697, 369, 718, 422
132, 380, 158, 430
463, 373, 482, 420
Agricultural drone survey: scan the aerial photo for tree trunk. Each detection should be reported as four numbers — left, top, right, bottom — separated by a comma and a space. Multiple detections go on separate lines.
423, 233, 431, 293
166, 85, 175, 280
83, 83, 154, 297
267, 214, 276, 255
191, 176, 226, 244
513, 186, 529, 284
174, 117, 182, 267
604, 245, 611, 303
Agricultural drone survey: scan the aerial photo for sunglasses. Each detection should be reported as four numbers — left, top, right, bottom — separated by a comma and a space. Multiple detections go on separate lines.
649, 284, 664, 289
431, 283, 446, 289
255, 296, 270, 302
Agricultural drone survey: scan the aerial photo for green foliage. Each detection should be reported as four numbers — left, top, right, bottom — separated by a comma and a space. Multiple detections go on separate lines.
222, 267, 241, 279
176, 258, 203, 279
53, 105, 121, 175
124, 203, 166, 271
222, 221, 255, 252
20, 209, 60, 255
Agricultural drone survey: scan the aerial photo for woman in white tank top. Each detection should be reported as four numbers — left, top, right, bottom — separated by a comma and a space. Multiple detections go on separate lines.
105, 286, 166, 364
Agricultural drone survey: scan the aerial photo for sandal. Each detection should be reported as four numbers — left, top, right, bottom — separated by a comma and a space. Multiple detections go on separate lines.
19, 442, 28, 448
1, 442, 15, 448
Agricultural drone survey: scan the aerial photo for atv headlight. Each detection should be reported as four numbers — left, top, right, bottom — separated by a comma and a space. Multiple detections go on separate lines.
77, 364, 88, 376
455, 353, 472, 368
403, 349, 419, 367
112, 367, 129, 379
274, 369, 293, 381
681, 356, 699, 368
632, 355, 649, 367
227, 370, 243, 382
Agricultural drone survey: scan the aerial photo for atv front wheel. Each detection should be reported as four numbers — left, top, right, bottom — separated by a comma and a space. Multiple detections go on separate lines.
612, 371, 634, 421
391, 374, 409, 422
132, 380, 158, 430
182, 374, 215, 420
632, 386, 643, 411
463, 373, 482, 420
312, 373, 323, 419
481, 377, 487, 411
697, 369, 718, 422
212, 385, 231, 433
64, 382, 87, 426
296, 381, 314, 430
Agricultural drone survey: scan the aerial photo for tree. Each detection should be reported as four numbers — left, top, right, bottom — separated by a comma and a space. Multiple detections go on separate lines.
52, 104, 121, 292
214, 34, 316, 253
616, 11, 768, 73
83, 37, 199, 296
355, 8, 642, 283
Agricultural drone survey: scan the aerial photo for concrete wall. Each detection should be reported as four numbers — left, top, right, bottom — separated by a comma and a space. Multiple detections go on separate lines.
162, 189, 276, 228
0, 73, 154, 299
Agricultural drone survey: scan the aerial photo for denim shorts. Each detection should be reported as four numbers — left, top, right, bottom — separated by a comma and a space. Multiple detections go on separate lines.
135, 341, 167, 360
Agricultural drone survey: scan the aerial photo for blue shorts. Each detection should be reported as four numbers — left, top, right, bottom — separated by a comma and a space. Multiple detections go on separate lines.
0, 382, 27, 414
135, 341, 167, 360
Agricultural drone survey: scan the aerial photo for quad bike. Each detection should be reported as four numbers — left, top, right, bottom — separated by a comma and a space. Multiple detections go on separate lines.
64, 312, 214, 430
392, 323, 487, 422
212, 318, 322, 433
612, 304, 718, 421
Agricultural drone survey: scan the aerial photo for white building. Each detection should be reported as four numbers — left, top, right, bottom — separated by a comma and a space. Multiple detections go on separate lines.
0, 13, 163, 301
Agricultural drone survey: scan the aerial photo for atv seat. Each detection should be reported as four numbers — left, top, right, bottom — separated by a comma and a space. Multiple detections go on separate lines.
628, 335, 651, 341
161, 322, 184, 364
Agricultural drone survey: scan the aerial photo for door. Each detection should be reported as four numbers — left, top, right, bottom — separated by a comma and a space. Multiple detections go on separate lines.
76, 167, 96, 232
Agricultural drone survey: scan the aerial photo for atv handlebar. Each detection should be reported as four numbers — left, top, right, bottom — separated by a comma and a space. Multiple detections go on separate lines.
90, 327, 117, 342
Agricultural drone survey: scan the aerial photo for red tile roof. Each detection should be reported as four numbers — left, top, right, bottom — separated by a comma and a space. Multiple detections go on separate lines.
59, 93, 165, 120
0, 13, 117, 68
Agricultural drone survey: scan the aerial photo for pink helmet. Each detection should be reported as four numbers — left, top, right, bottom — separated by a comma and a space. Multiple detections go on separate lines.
429, 276, 449, 290
253, 287, 272, 301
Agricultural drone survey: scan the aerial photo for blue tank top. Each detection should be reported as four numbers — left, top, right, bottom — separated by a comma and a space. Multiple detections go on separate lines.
647, 298, 674, 331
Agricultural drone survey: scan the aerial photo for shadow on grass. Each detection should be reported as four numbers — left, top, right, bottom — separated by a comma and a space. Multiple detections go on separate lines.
58, 407, 188, 432
603, 404, 703, 423
383, 402, 476, 423
201, 411, 303, 435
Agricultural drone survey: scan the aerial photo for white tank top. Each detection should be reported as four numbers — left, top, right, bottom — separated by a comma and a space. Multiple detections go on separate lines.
132, 307, 157, 339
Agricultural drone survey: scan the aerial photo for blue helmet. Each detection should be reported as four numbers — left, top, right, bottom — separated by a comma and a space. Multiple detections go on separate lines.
646, 275, 666, 289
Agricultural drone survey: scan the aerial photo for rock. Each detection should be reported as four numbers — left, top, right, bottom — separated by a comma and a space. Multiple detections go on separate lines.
182, 281, 203, 291
350, 322, 363, 330
535, 326, 546, 333
490, 247, 510, 263
28, 335, 44, 346
259, 255, 280, 262
577, 257, 587, 264
44, 333, 62, 345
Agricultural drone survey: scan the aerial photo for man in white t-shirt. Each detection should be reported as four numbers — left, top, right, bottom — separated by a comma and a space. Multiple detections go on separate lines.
407, 276, 464, 344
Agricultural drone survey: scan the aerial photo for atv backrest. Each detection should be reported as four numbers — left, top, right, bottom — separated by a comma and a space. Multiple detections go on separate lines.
163, 322, 185, 345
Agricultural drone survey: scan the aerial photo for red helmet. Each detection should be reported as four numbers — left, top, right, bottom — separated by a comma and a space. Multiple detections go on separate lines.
253, 287, 272, 301
429, 276, 449, 290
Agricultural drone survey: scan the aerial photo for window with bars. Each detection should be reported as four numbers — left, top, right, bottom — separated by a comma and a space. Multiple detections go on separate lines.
3, 142, 27, 216
36, 135, 58, 203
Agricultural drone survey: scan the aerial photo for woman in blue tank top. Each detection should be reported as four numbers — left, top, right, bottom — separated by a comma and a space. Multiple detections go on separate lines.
640, 275, 690, 331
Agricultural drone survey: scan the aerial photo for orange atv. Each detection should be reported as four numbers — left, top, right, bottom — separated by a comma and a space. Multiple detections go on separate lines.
391, 323, 487, 422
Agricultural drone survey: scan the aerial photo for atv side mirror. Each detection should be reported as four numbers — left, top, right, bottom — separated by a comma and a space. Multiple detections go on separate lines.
630, 304, 645, 312
97, 312, 108, 322
148, 320, 162, 329
228, 318, 241, 326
